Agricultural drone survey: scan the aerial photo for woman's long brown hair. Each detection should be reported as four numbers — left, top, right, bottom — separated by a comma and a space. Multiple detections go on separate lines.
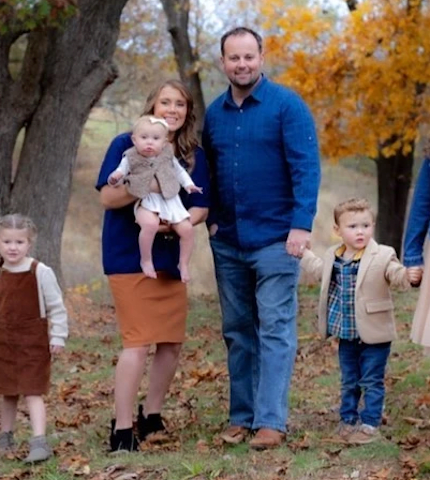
143, 79, 198, 172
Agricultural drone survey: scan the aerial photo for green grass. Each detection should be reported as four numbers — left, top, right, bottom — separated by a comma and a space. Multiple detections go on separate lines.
290, 450, 327, 475
342, 441, 400, 461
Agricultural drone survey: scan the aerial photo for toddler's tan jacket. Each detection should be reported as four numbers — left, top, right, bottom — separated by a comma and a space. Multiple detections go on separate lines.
301, 238, 410, 344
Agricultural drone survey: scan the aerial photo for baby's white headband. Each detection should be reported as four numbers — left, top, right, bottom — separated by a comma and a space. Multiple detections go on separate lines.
148, 116, 169, 130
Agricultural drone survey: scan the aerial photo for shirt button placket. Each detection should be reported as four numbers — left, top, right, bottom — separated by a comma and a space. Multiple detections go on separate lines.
234, 108, 243, 235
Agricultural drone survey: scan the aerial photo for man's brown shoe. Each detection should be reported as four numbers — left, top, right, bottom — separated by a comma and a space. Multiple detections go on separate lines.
249, 428, 285, 450
219, 425, 250, 444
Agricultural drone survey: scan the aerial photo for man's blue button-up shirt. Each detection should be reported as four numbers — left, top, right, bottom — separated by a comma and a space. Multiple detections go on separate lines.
203, 76, 321, 249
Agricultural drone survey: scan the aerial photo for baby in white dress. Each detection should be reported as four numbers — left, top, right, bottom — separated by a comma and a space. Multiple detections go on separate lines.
108, 115, 202, 282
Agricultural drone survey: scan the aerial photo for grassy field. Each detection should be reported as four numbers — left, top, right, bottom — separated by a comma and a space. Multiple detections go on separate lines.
1, 287, 430, 480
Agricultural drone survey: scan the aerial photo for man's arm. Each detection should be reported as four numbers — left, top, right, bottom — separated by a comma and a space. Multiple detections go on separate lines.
281, 90, 321, 233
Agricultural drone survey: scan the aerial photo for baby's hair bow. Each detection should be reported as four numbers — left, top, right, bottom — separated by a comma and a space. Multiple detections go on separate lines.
149, 116, 169, 130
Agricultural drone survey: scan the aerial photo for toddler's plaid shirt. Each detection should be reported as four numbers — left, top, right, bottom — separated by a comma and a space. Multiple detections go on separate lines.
327, 245, 364, 339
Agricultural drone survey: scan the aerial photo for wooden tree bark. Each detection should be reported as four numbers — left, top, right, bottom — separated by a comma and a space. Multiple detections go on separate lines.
159, 0, 206, 133
375, 146, 414, 255
0, 0, 128, 280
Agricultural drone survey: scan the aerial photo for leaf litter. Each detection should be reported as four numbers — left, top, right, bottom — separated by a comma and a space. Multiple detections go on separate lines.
0, 289, 429, 480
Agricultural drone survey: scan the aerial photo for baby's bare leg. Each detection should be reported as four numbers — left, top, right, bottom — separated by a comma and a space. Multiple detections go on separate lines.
172, 219, 194, 283
135, 207, 160, 279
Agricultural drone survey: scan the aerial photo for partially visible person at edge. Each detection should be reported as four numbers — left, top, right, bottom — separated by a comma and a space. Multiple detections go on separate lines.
403, 151, 430, 354
96, 79, 210, 452
202, 27, 321, 450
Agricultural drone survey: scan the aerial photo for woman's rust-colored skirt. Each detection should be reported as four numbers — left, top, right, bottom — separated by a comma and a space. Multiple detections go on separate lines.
108, 272, 187, 347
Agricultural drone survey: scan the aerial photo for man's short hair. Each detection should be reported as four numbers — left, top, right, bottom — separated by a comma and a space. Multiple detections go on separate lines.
220, 27, 263, 56
334, 197, 375, 225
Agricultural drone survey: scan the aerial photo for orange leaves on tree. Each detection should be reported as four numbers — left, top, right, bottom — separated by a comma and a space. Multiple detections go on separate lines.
262, 0, 430, 161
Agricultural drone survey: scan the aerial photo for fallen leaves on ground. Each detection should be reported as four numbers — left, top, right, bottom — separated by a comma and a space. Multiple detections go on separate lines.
2, 290, 430, 480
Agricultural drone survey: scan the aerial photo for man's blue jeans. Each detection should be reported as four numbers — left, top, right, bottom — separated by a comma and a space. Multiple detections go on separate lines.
210, 237, 300, 432
338, 339, 391, 428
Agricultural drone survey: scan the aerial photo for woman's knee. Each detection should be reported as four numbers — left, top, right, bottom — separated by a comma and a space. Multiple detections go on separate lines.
119, 346, 150, 365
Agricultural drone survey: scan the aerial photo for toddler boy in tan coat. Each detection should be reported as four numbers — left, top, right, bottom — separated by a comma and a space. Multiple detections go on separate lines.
301, 198, 410, 444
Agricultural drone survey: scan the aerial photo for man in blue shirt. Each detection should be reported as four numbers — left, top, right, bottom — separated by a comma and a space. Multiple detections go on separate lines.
202, 27, 321, 449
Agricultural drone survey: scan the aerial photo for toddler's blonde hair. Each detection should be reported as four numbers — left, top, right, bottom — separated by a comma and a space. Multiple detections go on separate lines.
0, 213, 37, 243
333, 198, 375, 225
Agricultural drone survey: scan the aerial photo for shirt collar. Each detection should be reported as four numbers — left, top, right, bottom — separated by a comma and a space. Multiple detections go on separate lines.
223, 74, 267, 108
335, 245, 365, 261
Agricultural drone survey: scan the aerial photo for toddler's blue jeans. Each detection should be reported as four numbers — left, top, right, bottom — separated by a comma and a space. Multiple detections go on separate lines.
338, 338, 391, 427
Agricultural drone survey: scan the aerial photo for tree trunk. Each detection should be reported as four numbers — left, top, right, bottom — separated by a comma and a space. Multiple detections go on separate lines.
159, 0, 206, 133
345, 0, 358, 12
375, 145, 414, 256
0, 0, 129, 281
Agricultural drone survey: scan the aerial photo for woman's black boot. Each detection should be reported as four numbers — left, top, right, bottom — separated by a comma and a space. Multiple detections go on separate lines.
137, 405, 166, 441
109, 420, 138, 452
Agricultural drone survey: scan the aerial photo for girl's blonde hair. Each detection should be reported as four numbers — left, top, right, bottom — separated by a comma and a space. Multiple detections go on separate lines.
142, 79, 198, 172
0, 214, 37, 242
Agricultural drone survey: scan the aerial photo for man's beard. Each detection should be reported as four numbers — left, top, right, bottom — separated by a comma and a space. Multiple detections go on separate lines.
231, 73, 261, 91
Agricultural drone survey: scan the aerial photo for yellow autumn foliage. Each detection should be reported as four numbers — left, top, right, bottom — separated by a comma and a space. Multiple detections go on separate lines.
262, 0, 430, 161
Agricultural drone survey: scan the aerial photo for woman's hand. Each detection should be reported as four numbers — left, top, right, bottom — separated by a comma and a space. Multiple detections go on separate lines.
158, 220, 173, 233
157, 207, 208, 234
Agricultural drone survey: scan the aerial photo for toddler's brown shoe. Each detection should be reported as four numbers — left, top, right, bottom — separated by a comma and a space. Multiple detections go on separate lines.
335, 422, 357, 441
348, 424, 381, 445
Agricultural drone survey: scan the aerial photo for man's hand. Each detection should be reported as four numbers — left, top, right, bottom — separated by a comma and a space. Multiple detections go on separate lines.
285, 229, 311, 258
209, 224, 218, 237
